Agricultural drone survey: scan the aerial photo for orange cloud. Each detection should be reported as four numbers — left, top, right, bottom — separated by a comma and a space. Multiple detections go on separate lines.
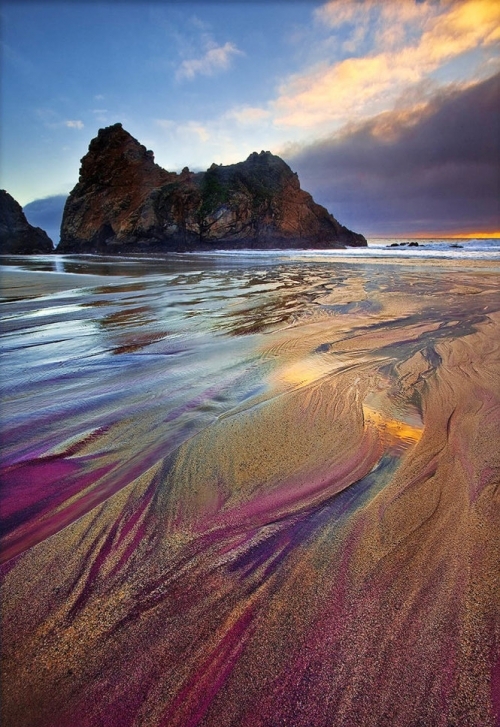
273, 0, 500, 130
274, 55, 420, 128
225, 106, 271, 125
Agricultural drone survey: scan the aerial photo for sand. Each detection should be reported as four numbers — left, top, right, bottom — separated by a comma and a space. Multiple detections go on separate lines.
1, 257, 499, 726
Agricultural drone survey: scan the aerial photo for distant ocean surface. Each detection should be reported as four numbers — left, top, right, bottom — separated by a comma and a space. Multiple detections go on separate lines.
366, 236, 500, 259
174, 236, 500, 261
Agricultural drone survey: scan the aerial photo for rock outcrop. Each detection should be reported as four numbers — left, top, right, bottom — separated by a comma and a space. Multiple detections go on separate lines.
0, 190, 54, 254
58, 124, 366, 253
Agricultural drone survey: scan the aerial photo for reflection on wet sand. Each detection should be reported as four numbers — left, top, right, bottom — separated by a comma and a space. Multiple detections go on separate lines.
1, 255, 499, 727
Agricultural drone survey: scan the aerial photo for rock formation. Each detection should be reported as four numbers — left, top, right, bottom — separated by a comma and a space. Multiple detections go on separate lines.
58, 124, 366, 252
0, 190, 54, 254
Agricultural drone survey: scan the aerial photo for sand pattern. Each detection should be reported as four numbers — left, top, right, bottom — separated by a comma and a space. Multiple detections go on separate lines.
1, 256, 499, 726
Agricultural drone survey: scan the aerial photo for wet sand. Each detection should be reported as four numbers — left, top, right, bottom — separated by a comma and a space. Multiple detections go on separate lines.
1, 256, 499, 726
0, 267, 113, 301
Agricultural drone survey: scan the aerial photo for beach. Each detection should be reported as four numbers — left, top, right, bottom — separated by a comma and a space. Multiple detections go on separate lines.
1, 247, 499, 726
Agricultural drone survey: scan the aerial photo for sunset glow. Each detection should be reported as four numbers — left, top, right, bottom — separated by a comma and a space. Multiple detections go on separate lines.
2, 0, 499, 237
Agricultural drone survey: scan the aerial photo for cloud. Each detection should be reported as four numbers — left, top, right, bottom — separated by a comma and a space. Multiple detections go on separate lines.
23, 194, 67, 244
188, 14, 212, 32
65, 120, 84, 130
176, 41, 243, 81
152, 111, 282, 173
155, 119, 175, 131
36, 110, 85, 130
179, 121, 210, 142
272, 0, 500, 131
315, 0, 434, 34
224, 106, 271, 125
156, 118, 210, 143
285, 72, 500, 236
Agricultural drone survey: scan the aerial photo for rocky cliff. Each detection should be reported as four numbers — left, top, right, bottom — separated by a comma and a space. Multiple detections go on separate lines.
58, 124, 366, 252
0, 190, 54, 254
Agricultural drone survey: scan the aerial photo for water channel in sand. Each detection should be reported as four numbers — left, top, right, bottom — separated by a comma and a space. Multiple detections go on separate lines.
1, 250, 499, 726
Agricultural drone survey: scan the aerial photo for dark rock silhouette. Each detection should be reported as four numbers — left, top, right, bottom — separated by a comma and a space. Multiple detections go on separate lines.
0, 190, 54, 254
58, 124, 366, 253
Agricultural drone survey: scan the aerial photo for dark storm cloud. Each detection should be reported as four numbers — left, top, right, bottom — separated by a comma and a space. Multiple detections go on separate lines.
286, 72, 500, 236
23, 194, 67, 244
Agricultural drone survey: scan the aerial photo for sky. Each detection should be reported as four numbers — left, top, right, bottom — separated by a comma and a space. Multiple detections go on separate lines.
1, 0, 499, 239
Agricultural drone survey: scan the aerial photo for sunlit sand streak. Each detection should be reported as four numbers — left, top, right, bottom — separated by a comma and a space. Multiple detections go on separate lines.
362, 404, 422, 449
153, 368, 388, 537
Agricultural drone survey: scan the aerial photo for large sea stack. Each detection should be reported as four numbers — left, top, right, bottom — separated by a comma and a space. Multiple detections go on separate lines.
0, 190, 54, 254
58, 124, 366, 252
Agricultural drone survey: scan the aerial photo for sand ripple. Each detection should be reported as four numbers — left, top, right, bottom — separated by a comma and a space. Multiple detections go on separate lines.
1, 257, 499, 727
